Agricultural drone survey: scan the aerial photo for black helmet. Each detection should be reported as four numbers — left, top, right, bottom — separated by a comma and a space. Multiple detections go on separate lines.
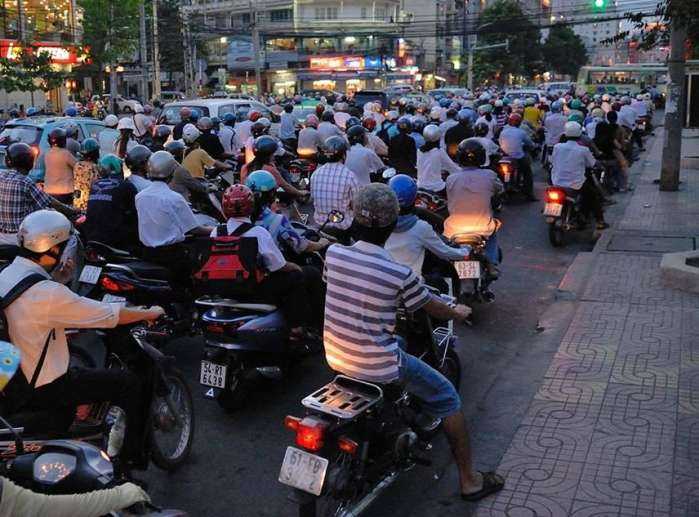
125, 144, 153, 172
164, 140, 186, 162
154, 125, 172, 142
474, 122, 489, 137
446, 108, 458, 119
411, 118, 426, 133
456, 139, 486, 167
251, 121, 268, 138
347, 125, 366, 146
64, 122, 79, 139
345, 116, 361, 130
396, 116, 412, 133
253, 135, 278, 158
284, 103, 294, 113
5, 142, 35, 172
48, 127, 67, 148
321, 111, 335, 123
322, 136, 348, 162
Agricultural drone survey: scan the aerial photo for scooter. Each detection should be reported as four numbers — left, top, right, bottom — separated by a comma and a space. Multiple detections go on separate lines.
543, 185, 586, 247
450, 228, 502, 303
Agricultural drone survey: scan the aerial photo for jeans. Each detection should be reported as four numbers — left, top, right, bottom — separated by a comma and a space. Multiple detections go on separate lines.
515, 157, 534, 196
397, 350, 461, 419
258, 268, 323, 329
484, 231, 500, 265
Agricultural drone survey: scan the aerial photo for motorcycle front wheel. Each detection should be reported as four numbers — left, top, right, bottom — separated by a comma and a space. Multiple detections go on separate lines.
150, 368, 195, 471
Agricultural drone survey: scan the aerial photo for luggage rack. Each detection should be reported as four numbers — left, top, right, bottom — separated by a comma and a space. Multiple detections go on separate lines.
302, 375, 384, 420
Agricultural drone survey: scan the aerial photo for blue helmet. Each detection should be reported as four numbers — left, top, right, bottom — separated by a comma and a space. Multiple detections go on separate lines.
439, 98, 451, 108
65, 106, 77, 117
222, 112, 236, 125
388, 174, 418, 209
26, 107, 38, 116
245, 169, 277, 193
551, 100, 563, 113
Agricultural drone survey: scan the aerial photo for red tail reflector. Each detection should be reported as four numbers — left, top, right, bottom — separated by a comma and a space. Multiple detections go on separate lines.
284, 415, 301, 432
337, 436, 358, 455
295, 417, 327, 452
100, 276, 135, 292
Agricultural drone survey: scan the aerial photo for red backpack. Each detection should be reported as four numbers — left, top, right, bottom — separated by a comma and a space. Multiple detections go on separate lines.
193, 223, 265, 296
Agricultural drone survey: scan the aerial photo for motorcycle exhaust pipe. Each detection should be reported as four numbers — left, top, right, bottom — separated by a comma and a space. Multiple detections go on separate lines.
338, 472, 399, 517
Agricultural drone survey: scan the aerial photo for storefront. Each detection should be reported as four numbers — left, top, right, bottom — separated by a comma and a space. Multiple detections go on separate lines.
297, 55, 387, 92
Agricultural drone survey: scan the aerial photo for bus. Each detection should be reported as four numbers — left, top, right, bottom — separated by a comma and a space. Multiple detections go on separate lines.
576, 64, 668, 96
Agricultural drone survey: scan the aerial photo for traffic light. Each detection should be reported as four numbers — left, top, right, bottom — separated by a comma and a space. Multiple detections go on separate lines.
593, 0, 607, 10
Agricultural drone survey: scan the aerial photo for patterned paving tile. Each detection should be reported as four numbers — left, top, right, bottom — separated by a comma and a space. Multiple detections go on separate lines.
570, 498, 671, 517
625, 305, 684, 338
601, 383, 677, 413
535, 378, 607, 406
508, 424, 594, 464
560, 326, 623, 356
575, 464, 672, 515
587, 407, 676, 472
610, 344, 679, 390
670, 474, 699, 517
565, 302, 630, 331
679, 365, 699, 415
545, 350, 615, 383
674, 413, 699, 477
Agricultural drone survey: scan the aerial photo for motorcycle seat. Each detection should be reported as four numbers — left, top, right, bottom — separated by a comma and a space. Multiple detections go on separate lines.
121, 261, 173, 281
3, 409, 72, 437
195, 296, 277, 313
87, 241, 134, 259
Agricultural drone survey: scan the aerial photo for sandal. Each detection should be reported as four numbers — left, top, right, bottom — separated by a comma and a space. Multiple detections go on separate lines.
461, 471, 505, 502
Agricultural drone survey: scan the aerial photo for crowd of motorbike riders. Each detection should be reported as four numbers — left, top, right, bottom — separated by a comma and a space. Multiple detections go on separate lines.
0, 85, 655, 514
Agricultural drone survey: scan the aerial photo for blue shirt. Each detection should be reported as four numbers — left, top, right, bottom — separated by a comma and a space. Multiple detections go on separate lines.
498, 126, 533, 159
279, 112, 297, 140
255, 207, 307, 254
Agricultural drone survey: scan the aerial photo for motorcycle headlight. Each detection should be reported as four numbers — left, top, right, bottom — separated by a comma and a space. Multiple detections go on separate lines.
33, 452, 76, 485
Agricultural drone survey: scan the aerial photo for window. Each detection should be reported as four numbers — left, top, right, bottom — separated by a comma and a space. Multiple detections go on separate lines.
231, 12, 251, 27
216, 15, 228, 28
270, 9, 292, 22
376, 7, 386, 19
361, 7, 367, 18
84, 123, 105, 139
315, 7, 325, 19
327, 7, 338, 19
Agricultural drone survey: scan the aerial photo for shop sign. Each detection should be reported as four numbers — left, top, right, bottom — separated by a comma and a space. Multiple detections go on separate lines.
0, 39, 86, 64
310, 56, 365, 71
227, 36, 255, 70
364, 56, 382, 69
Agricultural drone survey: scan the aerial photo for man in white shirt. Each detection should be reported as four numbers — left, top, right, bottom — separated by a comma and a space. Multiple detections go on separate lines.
297, 114, 323, 160
99, 115, 120, 157
544, 101, 567, 148
438, 109, 458, 149
235, 113, 255, 151
217, 113, 237, 156
344, 126, 384, 185
417, 124, 461, 194
0, 210, 163, 470
317, 111, 345, 142
551, 122, 608, 229
279, 104, 298, 151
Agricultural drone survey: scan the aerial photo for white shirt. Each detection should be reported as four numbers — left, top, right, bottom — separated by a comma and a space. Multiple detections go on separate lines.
475, 116, 497, 139
236, 120, 253, 147
631, 100, 647, 118
438, 119, 458, 148
551, 140, 596, 190
366, 133, 388, 157
317, 121, 344, 142
213, 217, 285, 272
218, 126, 236, 155
417, 147, 461, 192
333, 112, 351, 130
98, 128, 119, 157
444, 167, 503, 238
619, 106, 637, 129
128, 174, 152, 192
544, 113, 567, 146
386, 219, 468, 275
345, 144, 384, 186
297, 127, 323, 157
0, 257, 119, 387
133, 113, 154, 137
136, 180, 199, 247
465, 137, 499, 167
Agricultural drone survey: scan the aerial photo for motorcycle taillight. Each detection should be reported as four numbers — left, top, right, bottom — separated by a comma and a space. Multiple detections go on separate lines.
285, 415, 328, 452
546, 189, 565, 204
100, 276, 135, 292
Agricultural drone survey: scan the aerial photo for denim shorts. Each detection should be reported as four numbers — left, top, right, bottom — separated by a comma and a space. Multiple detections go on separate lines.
398, 350, 461, 419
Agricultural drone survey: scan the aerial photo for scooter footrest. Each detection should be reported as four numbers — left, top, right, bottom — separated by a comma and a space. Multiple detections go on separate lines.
302, 375, 384, 420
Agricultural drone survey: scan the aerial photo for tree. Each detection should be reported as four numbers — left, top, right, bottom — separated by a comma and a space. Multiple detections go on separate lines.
157, 0, 185, 74
542, 25, 588, 78
0, 46, 67, 104
474, 0, 544, 85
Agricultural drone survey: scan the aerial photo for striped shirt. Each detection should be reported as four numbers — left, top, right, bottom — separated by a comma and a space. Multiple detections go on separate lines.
310, 162, 358, 230
323, 241, 431, 383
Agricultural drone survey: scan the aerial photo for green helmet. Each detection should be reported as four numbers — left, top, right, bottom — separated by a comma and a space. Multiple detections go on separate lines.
81, 137, 100, 155
570, 99, 582, 110
568, 113, 584, 124
98, 154, 123, 178
245, 170, 277, 193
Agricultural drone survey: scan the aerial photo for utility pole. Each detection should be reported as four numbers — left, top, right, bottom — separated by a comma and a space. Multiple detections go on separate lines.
659, 21, 688, 191
139, 0, 149, 101
16, 0, 25, 40
180, 4, 193, 96
152, 0, 162, 100
249, 0, 262, 96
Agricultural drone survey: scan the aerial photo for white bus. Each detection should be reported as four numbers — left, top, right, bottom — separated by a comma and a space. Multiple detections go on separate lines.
577, 64, 668, 96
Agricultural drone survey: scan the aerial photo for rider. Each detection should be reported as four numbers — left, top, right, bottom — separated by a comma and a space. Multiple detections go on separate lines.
217, 113, 238, 157
197, 116, 233, 161
240, 135, 308, 198
322, 183, 504, 502
345, 125, 384, 186
44, 128, 77, 205
63, 122, 82, 157
444, 140, 504, 276
181, 124, 232, 179
0, 143, 76, 245
148, 125, 172, 153
114, 118, 138, 159
474, 104, 497, 139
317, 110, 344, 142
362, 117, 388, 157
543, 100, 567, 161
444, 109, 475, 160
72, 138, 100, 210
551, 122, 609, 230
466, 122, 500, 168
498, 113, 536, 201
388, 117, 417, 177
416, 124, 461, 196
165, 140, 208, 202
0, 210, 163, 472
438, 108, 459, 148
99, 114, 120, 157
297, 114, 322, 161
124, 144, 153, 192
279, 103, 298, 152
172, 106, 193, 141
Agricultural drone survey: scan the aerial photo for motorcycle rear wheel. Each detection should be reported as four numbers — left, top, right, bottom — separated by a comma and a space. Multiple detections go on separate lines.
441, 348, 462, 390
548, 221, 565, 247
216, 367, 249, 413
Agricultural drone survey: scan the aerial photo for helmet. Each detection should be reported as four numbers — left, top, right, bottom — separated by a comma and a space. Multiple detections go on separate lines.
564, 121, 582, 138
423, 124, 441, 143
182, 123, 201, 144
17, 209, 72, 254
525, 97, 535, 106
321, 110, 335, 123
568, 113, 584, 124
315, 104, 326, 117
125, 145, 152, 172
396, 116, 412, 133
248, 110, 262, 122
457, 109, 472, 122
306, 114, 319, 128
210, 116, 220, 129
570, 99, 582, 110
284, 103, 294, 113
5, 142, 35, 172
222, 184, 255, 218
411, 117, 426, 133
362, 117, 376, 131
63, 122, 79, 139
591, 107, 605, 119
197, 116, 213, 130
636, 94, 644, 100
251, 121, 267, 138
456, 139, 486, 167
147, 150, 178, 179
620, 96, 631, 105
64, 106, 77, 117
474, 122, 489, 137
643, 93, 652, 100
164, 140, 185, 162
439, 98, 451, 108
386, 110, 399, 122
347, 125, 366, 146
494, 99, 504, 107
104, 114, 119, 128
0, 341, 20, 392
551, 100, 563, 113
180, 107, 192, 119
429, 108, 441, 121
353, 183, 399, 229
245, 170, 277, 193
81, 138, 100, 158
26, 107, 38, 116
48, 127, 67, 147
446, 108, 458, 119
322, 136, 348, 162
154, 125, 172, 141
602, 94, 611, 102
98, 154, 123, 178
117, 117, 136, 131
345, 117, 361, 130
223, 112, 236, 126
508, 113, 522, 126
253, 135, 278, 158
143, 104, 153, 114
388, 174, 418, 209
398, 97, 408, 107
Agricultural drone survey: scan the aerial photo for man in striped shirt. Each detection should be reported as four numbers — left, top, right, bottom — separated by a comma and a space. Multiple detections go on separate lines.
323, 183, 504, 502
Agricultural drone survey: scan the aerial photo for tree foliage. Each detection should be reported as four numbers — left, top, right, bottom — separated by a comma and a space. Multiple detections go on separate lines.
542, 25, 588, 78
157, 0, 184, 73
78, 0, 140, 70
474, 0, 544, 85
0, 46, 67, 93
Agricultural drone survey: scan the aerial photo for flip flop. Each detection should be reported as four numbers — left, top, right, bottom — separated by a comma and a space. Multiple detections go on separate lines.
461, 471, 505, 502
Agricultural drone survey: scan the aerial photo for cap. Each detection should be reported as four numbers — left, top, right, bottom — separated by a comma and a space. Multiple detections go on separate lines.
353, 184, 399, 229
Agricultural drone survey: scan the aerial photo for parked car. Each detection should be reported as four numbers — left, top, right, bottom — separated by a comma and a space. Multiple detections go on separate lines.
541, 82, 574, 96
301, 89, 339, 104
427, 87, 471, 99
158, 98, 277, 128
504, 88, 545, 103
91, 94, 143, 113
0, 116, 106, 181
159, 90, 186, 102
384, 84, 415, 96
352, 90, 389, 109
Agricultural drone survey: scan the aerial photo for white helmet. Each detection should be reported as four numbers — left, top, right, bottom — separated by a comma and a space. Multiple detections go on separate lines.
429, 108, 441, 121
117, 117, 136, 131
620, 96, 631, 105
258, 117, 272, 128
494, 99, 503, 107
134, 104, 144, 114
423, 124, 441, 143
104, 114, 118, 128
182, 123, 201, 144
602, 94, 611, 102
148, 150, 178, 179
564, 121, 582, 138
17, 210, 72, 254
644, 93, 651, 100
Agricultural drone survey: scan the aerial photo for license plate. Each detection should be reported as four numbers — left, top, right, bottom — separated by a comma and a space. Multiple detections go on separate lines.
454, 260, 481, 279
502, 171, 511, 183
278, 446, 329, 496
78, 265, 102, 285
102, 294, 126, 303
543, 203, 563, 216
200, 360, 227, 388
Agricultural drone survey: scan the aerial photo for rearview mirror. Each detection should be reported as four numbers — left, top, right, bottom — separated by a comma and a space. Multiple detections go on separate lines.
382, 168, 396, 180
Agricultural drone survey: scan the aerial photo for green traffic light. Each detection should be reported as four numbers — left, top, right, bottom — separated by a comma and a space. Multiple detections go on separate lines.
594, 0, 605, 7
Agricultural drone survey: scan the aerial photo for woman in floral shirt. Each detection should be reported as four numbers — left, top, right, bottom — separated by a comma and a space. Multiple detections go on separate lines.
73, 138, 100, 210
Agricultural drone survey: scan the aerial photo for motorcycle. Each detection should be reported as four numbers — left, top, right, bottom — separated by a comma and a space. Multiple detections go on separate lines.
278, 292, 461, 517
450, 229, 501, 303
495, 157, 525, 200
543, 185, 586, 247
288, 158, 316, 190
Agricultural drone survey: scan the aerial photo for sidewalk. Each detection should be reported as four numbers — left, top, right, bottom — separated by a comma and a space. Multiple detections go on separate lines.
475, 128, 699, 517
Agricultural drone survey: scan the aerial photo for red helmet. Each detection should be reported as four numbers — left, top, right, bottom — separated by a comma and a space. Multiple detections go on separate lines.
507, 113, 522, 127
315, 104, 325, 117
362, 117, 376, 131
222, 184, 255, 219
248, 110, 261, 122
